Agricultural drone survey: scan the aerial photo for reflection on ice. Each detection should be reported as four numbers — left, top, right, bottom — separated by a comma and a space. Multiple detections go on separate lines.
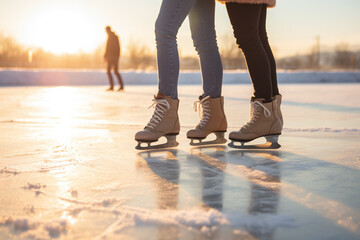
137, 149, 180, 210
134, 147, 289, 239
190, 146, 227, 211
228, 150, 360, 236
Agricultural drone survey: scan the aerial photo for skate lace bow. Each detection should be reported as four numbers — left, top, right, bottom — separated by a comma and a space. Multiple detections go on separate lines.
146, 98, 170, 129
193, 96, 211, 127
241, 101, 271, 131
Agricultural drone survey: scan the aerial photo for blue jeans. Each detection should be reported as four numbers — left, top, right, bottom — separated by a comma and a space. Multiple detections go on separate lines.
155, 0, 223, 99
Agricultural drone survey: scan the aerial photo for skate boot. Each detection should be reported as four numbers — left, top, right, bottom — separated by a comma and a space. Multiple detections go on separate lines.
135, 92, 180, 150
187, 96, 227, 146
274, 94, 283, 129
228, 98, 282, 149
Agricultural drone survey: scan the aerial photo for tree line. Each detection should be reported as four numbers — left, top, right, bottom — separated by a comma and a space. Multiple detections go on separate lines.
277, 42, 360, 70
0, 33, 359, 70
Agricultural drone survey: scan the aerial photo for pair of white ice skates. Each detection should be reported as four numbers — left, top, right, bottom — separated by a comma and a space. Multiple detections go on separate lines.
135, 92, 283, 150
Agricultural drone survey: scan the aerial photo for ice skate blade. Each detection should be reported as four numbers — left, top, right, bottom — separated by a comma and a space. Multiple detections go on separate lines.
228, 135, 281, 150
135, 135, 179, 150
189, 132, 227, 146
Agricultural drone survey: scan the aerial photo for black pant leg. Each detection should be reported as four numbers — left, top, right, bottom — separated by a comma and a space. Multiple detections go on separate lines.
226, 3, 273, 101
113, 58, 124, 88
107, 61, 114, 88
258, 4, 279, 96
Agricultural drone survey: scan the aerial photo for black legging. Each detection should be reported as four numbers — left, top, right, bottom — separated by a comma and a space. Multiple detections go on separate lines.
226, 3, 279, 102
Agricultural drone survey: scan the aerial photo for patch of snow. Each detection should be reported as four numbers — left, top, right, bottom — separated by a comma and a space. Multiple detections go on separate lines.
22, 182, 46, 190
98, 206, 295, 238
0, 217, 68, 240
0, 167, 20, 175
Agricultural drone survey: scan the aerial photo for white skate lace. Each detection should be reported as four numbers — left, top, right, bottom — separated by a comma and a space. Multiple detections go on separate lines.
193, 96, 211, 128
146, 98, 170, 129
241, 101, 271, 131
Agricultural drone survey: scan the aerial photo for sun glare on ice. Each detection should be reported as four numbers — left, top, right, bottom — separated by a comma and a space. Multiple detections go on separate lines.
41, 87, 80, 141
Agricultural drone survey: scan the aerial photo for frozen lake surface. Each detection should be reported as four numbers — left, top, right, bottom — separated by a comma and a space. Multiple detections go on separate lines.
0, 84, 360, 239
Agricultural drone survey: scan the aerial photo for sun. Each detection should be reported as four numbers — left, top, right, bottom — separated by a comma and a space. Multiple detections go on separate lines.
23, 4, 103, 54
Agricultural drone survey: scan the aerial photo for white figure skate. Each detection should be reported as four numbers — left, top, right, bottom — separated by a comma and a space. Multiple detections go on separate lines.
135, 93, 180, 150
187, 96, 227, 146
228, 98, 282, 149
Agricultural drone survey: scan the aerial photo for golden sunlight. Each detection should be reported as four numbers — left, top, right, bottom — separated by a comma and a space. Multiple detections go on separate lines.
24, 4, 103, 54
41, 87, 81, 142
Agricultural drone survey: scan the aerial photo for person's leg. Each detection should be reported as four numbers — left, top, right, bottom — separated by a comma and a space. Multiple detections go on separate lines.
155, 0, 197, 99
106, 61, 114, 89
113, 58, 124, 89
186, 0, 227, 145
226, 3, 272, 102
258, 4, 279, 96
258, 5, 282, 127
135, 0, 196, 148
188, 0, 222, 98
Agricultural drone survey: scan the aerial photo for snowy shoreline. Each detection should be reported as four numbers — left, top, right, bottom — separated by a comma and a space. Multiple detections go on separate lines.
0, 69, 360, 86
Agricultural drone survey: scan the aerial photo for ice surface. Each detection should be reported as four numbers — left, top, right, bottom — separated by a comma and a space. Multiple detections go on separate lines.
0, 82, 360, 240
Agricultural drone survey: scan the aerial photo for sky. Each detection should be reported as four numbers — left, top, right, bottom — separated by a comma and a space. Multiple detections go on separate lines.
0, 0, 359, 58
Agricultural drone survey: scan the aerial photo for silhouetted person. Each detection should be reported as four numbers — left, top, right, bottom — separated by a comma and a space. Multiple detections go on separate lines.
104, 26, 124, 91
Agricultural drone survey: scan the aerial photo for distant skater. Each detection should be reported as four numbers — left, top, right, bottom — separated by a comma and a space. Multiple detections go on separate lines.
104, 26, 124, 91
220, 0, 283, 149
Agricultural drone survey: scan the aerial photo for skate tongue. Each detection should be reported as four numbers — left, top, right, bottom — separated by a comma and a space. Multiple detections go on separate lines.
154, 92, 166, 100
198, 95, 210, 101
251, 97, 266, 103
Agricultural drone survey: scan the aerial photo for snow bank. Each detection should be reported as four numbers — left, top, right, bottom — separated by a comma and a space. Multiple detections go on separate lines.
0, 204, 294, 239
0, 69, 359, 86
98, 207, 295, 238
0, 217, 68, 240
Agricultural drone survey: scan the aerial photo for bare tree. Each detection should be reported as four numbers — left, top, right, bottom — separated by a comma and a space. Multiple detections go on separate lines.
307, 36, 321, 69
125, 38, 156, 70
0, 33, 27, 67
334, 42, 354, 69
219, 34, 246, 70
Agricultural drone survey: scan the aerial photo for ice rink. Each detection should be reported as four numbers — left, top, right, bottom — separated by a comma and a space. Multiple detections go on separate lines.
1, 84, 360, 239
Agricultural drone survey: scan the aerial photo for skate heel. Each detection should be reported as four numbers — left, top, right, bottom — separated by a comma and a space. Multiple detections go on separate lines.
189, 131, 227, 146
214, 131, 227, 144
228, 134, 281, 149
136, 141, 152, 150
136, 134, 179, 150
164, 134, 179, 148
264, 135, 281, 149
228, 140, 245, 148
